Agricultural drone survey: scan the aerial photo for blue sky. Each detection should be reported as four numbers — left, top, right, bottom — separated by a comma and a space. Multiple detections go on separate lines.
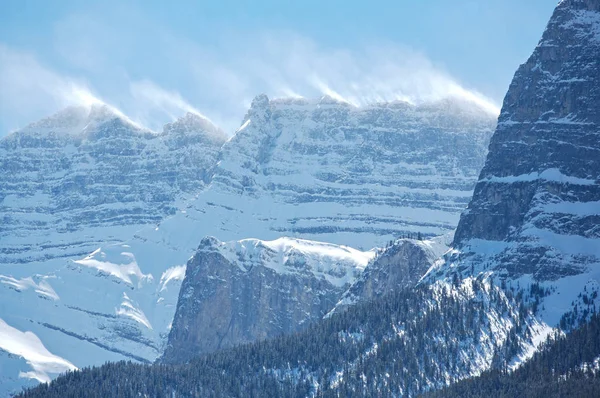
0, 0, 557, 135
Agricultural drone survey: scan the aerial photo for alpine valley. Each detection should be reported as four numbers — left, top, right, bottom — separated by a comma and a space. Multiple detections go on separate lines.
3, 0, 600, 397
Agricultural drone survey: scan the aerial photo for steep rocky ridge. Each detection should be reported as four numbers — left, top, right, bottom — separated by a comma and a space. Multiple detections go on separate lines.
454, 0, 600, 279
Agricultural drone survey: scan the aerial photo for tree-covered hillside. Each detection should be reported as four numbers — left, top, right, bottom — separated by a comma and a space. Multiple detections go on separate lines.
19, 278, 538, 398
423, 314, 600, 398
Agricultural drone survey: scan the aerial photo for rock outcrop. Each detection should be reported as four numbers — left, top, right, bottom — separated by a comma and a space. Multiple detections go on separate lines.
332, 235, 451, 313
161, 237, 373, 363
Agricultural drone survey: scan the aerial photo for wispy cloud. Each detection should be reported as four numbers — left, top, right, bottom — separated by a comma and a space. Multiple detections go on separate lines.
129, 80, 213, 128
0, 7, 500, 137
225, 35, 500, 114
0, 44, 102, 133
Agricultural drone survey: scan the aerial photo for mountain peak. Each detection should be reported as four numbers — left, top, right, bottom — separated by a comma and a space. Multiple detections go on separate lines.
83, 104, 149, 133
451, 0, 600, 281
558, 0, 600, 11
16, 106, 90, 136
242, 94, 272, 125
87, 103, 121, 122
12, 104, 147, 138
163, 112, 227, 143
318, 94, 355, 107
250, 93, 270, 109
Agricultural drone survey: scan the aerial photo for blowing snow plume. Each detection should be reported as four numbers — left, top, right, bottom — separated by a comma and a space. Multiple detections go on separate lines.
238, 35, 500, 115
1, 28, 500, 136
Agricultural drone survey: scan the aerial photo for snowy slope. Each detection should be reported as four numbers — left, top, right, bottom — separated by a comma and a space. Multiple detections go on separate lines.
0, 243, 199, 396
143, 95, 496, 253
0, 318, 76, 392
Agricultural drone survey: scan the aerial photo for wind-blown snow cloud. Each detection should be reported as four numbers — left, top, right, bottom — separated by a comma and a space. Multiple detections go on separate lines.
228, 35, 500, 114
0, 44, 103, 133
129, 80, 214, 127
0, 44, 201, 134
0, 8, 500, 136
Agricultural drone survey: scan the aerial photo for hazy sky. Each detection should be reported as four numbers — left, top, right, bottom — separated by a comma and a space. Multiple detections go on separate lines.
0, 0, 557, 135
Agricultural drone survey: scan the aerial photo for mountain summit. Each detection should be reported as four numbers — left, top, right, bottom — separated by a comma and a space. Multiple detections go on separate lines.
15, 104, 143, 137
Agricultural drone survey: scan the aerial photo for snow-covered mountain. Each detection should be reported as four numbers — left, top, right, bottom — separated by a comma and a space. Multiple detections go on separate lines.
402, 0, 600, 383
0, 96, 495, 395
0, 104, 226, 265
7, 1, 600, 396
0, 105, 227, 393
156, 3, 600, 393
163, 0, 600, 392
138, 95, 495, 365
90, 95, 495, 364
144, 95, 496, 253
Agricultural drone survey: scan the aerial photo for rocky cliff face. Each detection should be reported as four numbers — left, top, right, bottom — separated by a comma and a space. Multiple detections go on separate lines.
162, 234, 454, 363
452, 0, 600, 283
161, 237, 373, 363
419, 0, 600, 341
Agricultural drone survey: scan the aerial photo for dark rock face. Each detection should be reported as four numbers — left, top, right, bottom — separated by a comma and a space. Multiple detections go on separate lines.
161, 237, 369, 363
453, 0, 600, 280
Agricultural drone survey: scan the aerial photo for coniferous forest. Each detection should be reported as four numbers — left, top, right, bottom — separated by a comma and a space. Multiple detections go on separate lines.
424, 314, 600, 398
20, 311, 600, 398
19, 280, 545, 398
